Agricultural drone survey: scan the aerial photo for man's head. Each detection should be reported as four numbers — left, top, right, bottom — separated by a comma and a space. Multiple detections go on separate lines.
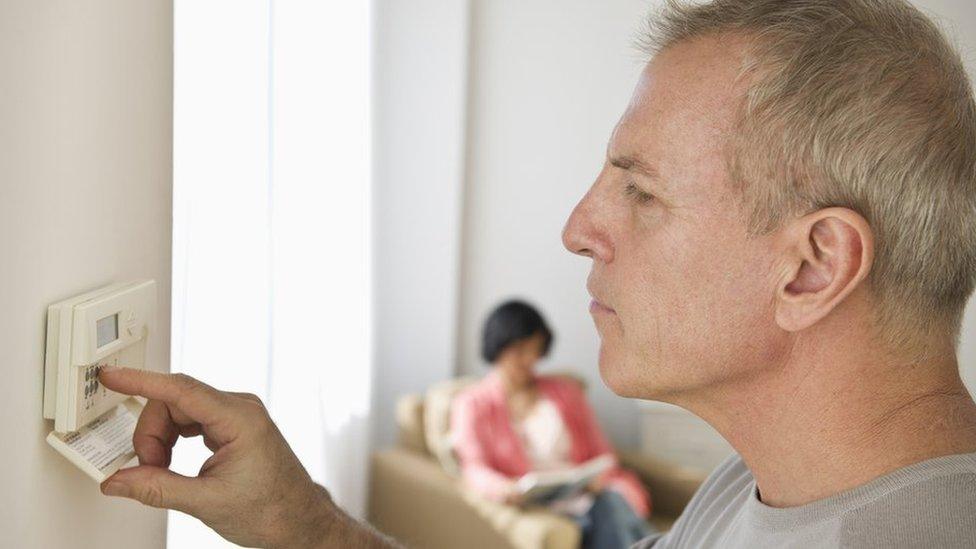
562, 0, 976, 400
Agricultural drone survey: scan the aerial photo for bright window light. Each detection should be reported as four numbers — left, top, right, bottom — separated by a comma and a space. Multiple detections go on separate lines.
171, 1, 372, 546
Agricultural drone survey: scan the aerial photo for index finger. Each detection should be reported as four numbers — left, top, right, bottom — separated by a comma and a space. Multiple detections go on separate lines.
99, 366, 224, 425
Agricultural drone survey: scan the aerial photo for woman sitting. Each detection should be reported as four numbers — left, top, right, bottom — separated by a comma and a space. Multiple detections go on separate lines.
450, 300, 653, 549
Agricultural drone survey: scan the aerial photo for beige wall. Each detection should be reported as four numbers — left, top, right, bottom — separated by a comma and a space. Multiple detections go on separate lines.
0, 1, 172, 547
457, 0, 658, 450
372, 0, 471, 450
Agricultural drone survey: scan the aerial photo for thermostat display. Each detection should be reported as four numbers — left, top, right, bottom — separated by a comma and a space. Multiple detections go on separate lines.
96, 314, 118, 348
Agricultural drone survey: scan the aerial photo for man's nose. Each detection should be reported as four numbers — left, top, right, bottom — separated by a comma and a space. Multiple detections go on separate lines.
562, 190, 613, 263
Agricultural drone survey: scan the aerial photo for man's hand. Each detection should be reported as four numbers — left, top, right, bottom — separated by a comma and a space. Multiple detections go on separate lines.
98, 367, 394, 548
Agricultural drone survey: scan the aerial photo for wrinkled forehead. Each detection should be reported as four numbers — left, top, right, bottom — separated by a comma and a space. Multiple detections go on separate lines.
612, 35, 751, 163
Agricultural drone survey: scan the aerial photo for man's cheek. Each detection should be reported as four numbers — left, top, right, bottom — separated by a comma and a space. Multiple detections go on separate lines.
619, 297, 662, 364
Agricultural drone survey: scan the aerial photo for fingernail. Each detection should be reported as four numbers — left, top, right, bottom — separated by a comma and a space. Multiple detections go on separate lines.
100, 365, 121, 373
102, 482, 130, 497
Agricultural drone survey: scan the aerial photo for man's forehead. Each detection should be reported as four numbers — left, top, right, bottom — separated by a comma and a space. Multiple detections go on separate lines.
608, 36, 749, 161
639, 37, 747, 118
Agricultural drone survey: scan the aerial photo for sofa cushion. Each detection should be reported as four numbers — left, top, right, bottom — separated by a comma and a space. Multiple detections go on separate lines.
424, 376, 478, 476
370, 447, 582, 549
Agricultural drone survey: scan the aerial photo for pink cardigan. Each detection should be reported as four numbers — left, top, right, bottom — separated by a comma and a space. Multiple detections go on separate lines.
450, 369, 651, 518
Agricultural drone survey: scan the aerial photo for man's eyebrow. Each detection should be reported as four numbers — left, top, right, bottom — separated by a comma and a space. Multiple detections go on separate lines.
608, 154, 660, 179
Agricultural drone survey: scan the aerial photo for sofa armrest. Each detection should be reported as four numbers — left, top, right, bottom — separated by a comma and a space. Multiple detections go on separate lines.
369, 448, 580, 549
618, 450, 709, 519
396, 394, 428, 455
458, 486, 581, 549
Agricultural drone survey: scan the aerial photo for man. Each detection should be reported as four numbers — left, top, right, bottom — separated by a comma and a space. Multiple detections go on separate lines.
99, 0, 976, 547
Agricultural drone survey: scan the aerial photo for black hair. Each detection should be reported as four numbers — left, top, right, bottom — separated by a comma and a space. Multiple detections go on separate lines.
480, 299, 554, 364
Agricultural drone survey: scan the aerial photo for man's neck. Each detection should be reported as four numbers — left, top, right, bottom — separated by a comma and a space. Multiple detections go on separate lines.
678, 334, 976, 508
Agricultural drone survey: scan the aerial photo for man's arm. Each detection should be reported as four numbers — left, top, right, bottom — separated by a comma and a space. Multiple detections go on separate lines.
98, 367, 401, 549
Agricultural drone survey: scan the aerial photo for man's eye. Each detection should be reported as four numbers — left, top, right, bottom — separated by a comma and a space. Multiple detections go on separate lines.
624, 182, 655, 205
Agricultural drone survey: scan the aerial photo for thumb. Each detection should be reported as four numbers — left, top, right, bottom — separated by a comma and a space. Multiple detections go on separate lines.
101, 465, 203, 514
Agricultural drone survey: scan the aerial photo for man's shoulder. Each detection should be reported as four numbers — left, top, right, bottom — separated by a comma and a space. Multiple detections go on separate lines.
636, 452, 976, 549
841, 454, 976, 547
845, 451, 976, 517
630, 454, 753, 549
676, 453, 755, 524
694, 453, 754, 496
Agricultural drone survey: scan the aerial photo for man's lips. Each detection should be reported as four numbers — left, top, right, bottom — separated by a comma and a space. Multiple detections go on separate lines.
589, 298, 616, 315
587, 277, 615, 314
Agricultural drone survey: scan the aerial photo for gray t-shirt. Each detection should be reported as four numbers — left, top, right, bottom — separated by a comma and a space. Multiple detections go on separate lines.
634, 452, 976, 548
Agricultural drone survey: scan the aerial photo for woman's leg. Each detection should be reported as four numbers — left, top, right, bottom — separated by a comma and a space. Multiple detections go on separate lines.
581, 490, 655, 549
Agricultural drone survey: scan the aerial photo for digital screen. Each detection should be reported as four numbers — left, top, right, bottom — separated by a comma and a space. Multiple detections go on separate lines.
96, 314, 119, 348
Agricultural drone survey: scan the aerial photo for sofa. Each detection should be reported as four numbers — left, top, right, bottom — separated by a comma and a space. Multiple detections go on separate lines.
367, 375, 709, 549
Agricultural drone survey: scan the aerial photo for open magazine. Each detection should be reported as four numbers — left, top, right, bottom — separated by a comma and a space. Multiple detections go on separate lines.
514, 454, 615, 505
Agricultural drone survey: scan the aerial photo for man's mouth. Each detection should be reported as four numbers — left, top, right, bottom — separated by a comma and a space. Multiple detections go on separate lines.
587, 277, 616, 315
589, 298, 616, 315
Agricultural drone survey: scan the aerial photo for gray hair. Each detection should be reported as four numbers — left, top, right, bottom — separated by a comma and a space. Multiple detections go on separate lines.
640, 0, 976, 353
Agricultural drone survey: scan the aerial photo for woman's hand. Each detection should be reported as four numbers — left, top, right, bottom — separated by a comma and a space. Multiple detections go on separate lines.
587, 474, 609, 494
503, 482, 528, 507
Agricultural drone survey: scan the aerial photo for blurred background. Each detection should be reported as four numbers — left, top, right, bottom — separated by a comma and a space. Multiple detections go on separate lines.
2, 1, 974, 548
170, 0, 976, 546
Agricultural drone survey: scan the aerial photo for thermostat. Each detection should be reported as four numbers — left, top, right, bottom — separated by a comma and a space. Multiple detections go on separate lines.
42, 280, 155, 482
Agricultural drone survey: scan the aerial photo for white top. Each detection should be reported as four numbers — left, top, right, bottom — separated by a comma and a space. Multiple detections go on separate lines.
514, 396, 594, 516
515, 397, 573, 470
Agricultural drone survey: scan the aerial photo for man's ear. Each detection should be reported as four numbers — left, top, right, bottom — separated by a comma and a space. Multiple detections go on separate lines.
775, 207, 875, 332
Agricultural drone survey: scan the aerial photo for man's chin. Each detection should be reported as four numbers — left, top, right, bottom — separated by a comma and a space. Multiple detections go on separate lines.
597, 345, 643, 398
597, 344, 683, 400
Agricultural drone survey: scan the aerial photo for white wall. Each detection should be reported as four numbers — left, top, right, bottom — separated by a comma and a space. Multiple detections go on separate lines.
457, 0, 655, 450
372, 0, 472, 449
0, 1, 172, 547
